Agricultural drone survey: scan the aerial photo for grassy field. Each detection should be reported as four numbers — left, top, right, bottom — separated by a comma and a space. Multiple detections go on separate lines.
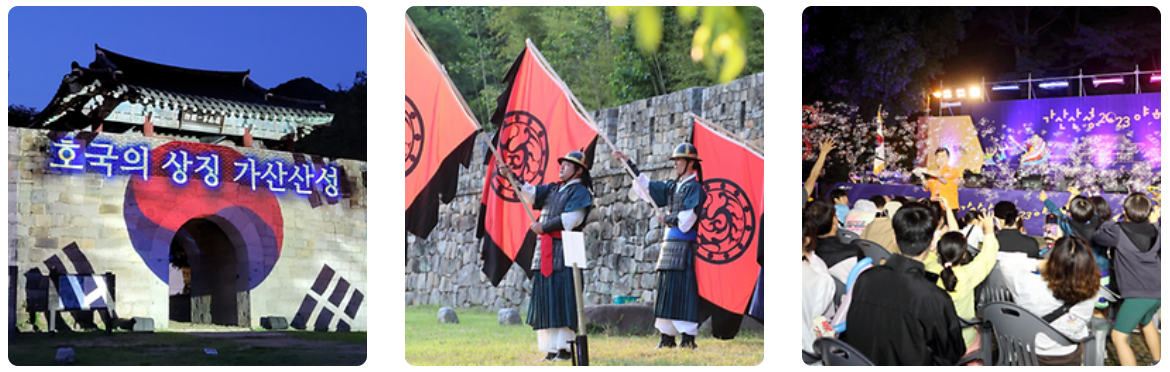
405, 305, 764, 366
8, 330, 366, 366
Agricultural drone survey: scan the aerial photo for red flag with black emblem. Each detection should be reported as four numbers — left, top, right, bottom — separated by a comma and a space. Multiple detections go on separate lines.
476, 40, 599, 286
692, 117, 764, 339
405, 16, 480, 239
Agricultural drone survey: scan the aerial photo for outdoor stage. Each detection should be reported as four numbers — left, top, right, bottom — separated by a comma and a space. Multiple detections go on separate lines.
831, 182, 1136, 235
814, 88, 1161, 235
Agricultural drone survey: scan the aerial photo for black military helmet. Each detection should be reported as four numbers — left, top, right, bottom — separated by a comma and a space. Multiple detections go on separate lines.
558, 150, 589, 170
669, 143, 701, 161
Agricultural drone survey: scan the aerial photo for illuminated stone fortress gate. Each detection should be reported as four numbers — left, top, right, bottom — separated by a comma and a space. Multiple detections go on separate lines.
8, 46, 367, 332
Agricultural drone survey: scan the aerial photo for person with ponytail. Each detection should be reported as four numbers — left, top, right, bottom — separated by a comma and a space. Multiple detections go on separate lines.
935, 233, 971, 292
994, 200, 1042, 258
614, 143, 705, 350
999, 236, 1101, 365
924, 214, 999, 363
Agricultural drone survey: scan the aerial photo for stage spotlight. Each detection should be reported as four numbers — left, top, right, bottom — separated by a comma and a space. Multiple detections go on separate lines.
1092, 76, 1125, 87
1039, 81, 1068, 89
991, 84, 1019, 91
969, 86, 982, 98
943, 89, 953, 99
932, 91, 943, 98
956, 89, 966, 98
1152, 74, 1162, 83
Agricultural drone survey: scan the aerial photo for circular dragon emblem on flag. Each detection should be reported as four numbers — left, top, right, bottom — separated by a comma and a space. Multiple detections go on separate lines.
697, 178, 756, 264
405, 95, 424, 176
491, 111, 548, 202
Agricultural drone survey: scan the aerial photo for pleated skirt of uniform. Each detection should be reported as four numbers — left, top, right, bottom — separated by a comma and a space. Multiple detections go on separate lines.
747, 268, 764, 321
526, 267, 578, 332
654, 268, 700, 323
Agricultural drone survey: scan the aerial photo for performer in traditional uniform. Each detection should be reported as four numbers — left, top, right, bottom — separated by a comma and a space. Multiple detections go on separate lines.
614, 143, 704, 349
500, 150, 595, 362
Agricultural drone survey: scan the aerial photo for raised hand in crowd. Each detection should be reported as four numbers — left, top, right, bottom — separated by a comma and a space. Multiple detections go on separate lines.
933, 195, 949, 210
804, 137, 837, 199
818, 137, 837, 156
980, 213, 995, 235
931, 196, 958, 231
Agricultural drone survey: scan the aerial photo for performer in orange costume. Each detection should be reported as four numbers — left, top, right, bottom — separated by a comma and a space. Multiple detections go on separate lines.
916, 147, 962, 216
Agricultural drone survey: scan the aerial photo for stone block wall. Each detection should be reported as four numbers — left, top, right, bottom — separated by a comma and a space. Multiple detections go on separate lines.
9, 127, 367, 331
405, 73, 764, 310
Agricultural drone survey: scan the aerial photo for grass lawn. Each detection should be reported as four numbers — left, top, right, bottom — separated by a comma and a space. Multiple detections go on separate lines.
8, 330, 366, 366
405, 305, 764, 366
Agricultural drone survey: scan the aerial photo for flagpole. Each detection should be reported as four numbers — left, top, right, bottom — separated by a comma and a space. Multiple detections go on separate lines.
874, 105, 885, 175
410, 15, 540, 224
525, 39, 662, 215
686, 113, 765, 157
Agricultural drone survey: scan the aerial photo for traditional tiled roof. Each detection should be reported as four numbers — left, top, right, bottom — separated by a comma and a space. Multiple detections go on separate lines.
32, 45, 333, 141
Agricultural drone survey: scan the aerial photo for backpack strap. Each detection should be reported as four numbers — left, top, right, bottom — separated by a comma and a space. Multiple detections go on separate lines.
845, 257, 874, 292
831, 258, 875, 333
1041, 301, 1077, 323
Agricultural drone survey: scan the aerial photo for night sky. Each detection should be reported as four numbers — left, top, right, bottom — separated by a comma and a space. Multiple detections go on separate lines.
7, 6, 367, 110
936, 16, 1017, 88
938, 7, 1160, 87
804, 6, 1161, 106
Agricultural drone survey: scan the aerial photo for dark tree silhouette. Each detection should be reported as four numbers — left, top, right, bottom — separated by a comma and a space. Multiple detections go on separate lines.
803, 7, 974, 117
295, 72, 367, 161
8, 104, 39, 127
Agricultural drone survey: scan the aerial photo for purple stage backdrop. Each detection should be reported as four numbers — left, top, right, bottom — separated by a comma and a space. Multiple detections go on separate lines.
968, 93, 1161, 170
832, 183, 1134, 236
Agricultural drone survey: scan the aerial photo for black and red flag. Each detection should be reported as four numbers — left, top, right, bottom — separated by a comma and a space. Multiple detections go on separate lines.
692, 117, 764, 339
405, 16, 480, 239
476, 40, 599, 286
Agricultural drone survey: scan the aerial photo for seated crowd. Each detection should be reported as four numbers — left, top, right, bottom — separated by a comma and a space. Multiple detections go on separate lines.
801, 139, 1161, 366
